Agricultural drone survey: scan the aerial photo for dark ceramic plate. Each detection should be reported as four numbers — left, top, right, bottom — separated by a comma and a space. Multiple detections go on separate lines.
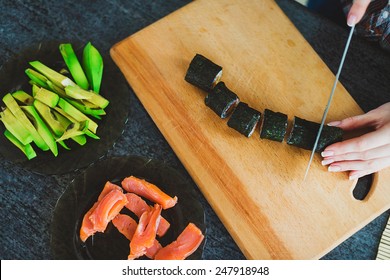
50, 156, 206, 260
0, 41, 130, 175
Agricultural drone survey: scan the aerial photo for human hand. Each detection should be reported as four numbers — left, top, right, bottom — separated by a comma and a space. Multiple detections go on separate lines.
321, 102, 390, 180
346, 0, 371, 26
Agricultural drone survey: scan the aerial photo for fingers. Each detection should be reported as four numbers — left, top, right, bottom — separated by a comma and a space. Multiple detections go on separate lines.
324, 156, 390, 180
322, 144, 390, 180
327, 113, 376, 131
322, 144, 390, 164
323, 128, 390, 155
347, 0, 371, 26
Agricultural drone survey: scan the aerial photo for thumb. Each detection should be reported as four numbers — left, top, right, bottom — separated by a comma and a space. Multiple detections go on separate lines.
328, 113, 376, 131
347, 0, 371, 26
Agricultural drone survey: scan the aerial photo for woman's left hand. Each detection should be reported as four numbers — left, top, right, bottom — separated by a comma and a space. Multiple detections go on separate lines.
321, 102, 390, 180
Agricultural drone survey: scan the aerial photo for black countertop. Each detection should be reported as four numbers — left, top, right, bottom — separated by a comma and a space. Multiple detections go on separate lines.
0, 0, 389, 260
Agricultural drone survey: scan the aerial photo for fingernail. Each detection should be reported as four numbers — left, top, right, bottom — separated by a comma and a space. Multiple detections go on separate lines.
328, 165, 341, 172
321, 150, 334, 157
322, 159, 334, 165
347, 14, 357, 27
327, 121, 341, 127
349, 175, 358, 180
349, 174, 360, 181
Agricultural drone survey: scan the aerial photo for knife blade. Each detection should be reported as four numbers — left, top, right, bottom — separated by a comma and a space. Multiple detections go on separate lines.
303, 24, 355, 181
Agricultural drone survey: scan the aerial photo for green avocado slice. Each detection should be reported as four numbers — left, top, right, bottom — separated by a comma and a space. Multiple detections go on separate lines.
21, 106, 58, 157
2, 93, 49, 151
0, 108, 33, 145
83, 42, 103, 94
12, 90, 34, 105
4, 129, 37, 160
33, 100, 65, 137
33, 87, 59, 108
56, 120, 89, 142
64, 85, 109, 109
57, 98, 98, 134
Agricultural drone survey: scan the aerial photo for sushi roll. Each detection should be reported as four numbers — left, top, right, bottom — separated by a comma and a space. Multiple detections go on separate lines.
227, 102, 261, 137
185, 54, 222, 91
205, 82, 240, 118
287, 116, 343, 152
260, 109, 288, 142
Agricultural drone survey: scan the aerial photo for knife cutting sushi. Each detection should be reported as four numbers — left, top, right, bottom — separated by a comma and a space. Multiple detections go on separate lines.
304, 24, 356, 181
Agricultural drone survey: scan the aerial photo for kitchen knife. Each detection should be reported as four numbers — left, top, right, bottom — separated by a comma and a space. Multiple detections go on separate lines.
304, 24, 355, 181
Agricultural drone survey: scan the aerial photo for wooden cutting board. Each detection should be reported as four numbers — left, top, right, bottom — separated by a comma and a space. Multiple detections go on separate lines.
110, 0, 390, 259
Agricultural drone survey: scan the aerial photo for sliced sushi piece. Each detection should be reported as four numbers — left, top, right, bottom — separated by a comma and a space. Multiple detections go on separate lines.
80, 181, 126, 242
260, 109, 288, 142
227, 102, 261, 137
128, 204, 162, 260
287, 116, 344, 152
89, 188, 128, 232
125, 193, 170, 237
184, 54, 222, 91
121, 176, 177, 210
154, 223, 204, 260
112, 213, 162, 259
205, 82, 239, 118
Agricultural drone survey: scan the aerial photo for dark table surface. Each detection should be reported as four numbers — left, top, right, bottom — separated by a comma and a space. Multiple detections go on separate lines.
0, 0, 389, 260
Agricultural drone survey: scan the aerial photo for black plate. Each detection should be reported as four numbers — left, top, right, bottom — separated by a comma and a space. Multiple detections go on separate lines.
50, 156, 206, 260
0, 41, 130, 175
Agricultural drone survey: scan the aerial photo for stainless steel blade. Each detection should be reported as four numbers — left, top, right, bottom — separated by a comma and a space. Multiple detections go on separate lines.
303, 24, 355, 181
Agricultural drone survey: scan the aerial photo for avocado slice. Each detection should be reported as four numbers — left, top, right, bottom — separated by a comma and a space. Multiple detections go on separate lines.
0, 108, 33, 145
25, 68, 50, 90
33, 87, 60, 108
64, 85, 109, 109
53, 106, 100, 140
46, 80, 67, 98
66, 98, 105, 119
83, 42, 103, 94
2, 93, 49, 151
21, 106, 58, 157
56, 120, 89, 142
59, 43, 90, 90
32, 84, 40, 96
11, 90, 34, 105
57, 98, 98, 134
4, 129, 37, 160
33, 100, 65, 137
29, 60, 76, 89
72, 134, 87, 145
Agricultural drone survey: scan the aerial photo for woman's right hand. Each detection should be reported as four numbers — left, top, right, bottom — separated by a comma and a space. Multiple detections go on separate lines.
347, 0, 371, 26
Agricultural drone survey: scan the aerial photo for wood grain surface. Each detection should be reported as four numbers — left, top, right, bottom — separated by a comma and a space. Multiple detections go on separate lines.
110, 0, 390, 259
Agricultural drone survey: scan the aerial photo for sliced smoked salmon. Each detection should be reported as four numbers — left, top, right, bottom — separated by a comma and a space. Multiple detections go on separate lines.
128, 204, 162, 260
145, 240, 162, 259
121, 176, 177, 210
125, 193, 170, 237
154, 223, 204, 260
89, 188, 128, 232
112, 214, 138, 240
113, 212, 162, 259
80, 181, 124, 242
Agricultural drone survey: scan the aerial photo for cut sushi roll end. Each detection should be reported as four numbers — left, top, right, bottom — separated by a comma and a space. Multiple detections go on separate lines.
287, 116, 343, 152
185, 54, 223, 92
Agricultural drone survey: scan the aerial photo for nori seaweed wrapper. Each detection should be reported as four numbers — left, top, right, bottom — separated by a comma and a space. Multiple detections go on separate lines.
227, 102, 261, 137
260, 109, 288, 142
184, 54, 222, 92
286, 116, 344, 152
205, 82, 239, 118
